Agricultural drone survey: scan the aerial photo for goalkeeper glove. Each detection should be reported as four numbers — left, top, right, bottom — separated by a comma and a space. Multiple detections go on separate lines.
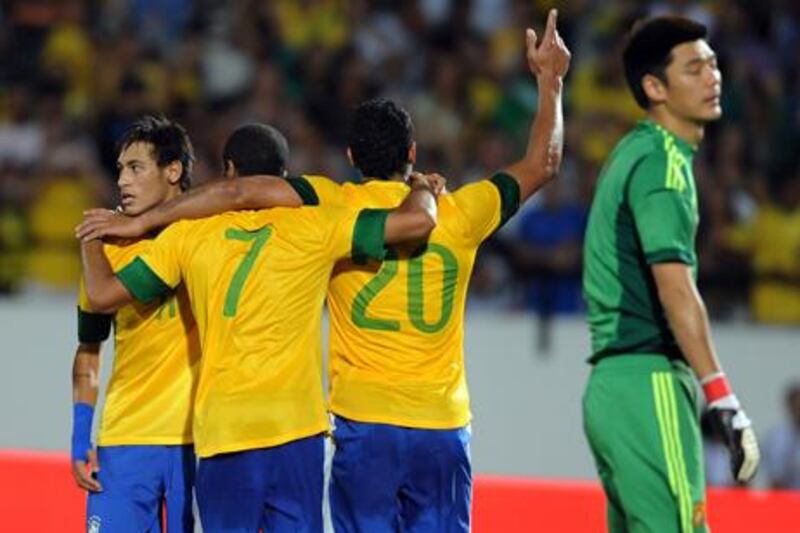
703, 372, 760, 483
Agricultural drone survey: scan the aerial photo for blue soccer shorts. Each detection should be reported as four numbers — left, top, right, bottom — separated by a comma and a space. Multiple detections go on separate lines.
86, 444, 195, 533
330, 416, 472, 533
196, 434, 324, 532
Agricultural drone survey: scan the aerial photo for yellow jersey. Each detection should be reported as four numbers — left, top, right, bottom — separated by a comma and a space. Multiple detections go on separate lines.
296, 174, 519, 429
77, 239, 201, 446
115, 206, 388, 457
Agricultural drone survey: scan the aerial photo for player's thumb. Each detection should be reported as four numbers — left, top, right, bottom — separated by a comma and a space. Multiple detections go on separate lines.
526, 28, 537, 49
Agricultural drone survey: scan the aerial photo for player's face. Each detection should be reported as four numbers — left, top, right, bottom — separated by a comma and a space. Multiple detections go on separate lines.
116, 142, 175, 216
663, 39, 722, 123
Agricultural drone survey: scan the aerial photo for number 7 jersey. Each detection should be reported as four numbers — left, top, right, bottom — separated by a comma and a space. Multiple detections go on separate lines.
298, 174, 519, 429
115, 206, 387, 457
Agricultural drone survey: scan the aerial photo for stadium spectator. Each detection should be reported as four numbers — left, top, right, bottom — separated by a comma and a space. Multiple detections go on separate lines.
0, 0, 798, 319
510, 180, 586, 314
762, 382, 800, 489
724, 173, 800, 324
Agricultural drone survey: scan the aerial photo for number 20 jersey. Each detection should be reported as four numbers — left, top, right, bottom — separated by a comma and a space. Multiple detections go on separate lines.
300, 175, 519, 429
115, 206, 382, 457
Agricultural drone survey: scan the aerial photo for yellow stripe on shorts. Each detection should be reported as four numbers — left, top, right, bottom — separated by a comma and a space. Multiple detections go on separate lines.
653, 372, 694, 533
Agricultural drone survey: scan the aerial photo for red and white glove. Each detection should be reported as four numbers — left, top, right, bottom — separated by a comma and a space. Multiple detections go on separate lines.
703, 372, 760, 483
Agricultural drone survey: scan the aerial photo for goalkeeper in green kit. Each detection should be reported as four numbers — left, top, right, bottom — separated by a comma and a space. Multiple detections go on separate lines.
582, 16, 760, 533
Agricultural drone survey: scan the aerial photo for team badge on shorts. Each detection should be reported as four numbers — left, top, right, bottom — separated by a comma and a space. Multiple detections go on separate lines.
88, 515, 102, 533
692, 501, 706, 528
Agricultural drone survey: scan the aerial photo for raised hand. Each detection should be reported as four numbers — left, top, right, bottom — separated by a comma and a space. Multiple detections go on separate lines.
76, 209, 146, 242
526, 9, 571, 81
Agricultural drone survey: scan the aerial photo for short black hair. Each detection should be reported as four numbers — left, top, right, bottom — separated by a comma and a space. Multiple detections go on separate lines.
622, 16, 708, 109
222, 124, 289, 177
118, 115, 194, 191
348, 98, 413, 180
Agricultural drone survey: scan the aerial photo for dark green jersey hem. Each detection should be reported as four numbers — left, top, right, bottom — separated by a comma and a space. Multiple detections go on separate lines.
77, 306, 112, 343
490, 172, 521, 230
286, 176, 319, 206
645, 248, 694, 265
117, 257, 171, 304
588, 344, 683, 365
352, 209, 390, 265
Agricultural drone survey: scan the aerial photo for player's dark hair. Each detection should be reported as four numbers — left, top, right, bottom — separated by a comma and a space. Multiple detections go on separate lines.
223, 123, 289, 177
348, 98, 413, 180
118, 115, 195, 191
622, 16, 708, 109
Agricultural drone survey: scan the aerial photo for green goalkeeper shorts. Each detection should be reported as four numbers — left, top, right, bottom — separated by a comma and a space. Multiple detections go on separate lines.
583, 354, 709, 533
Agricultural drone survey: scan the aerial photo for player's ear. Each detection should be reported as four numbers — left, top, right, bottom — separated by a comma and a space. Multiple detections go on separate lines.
224, 159, 237, 179
642, 74, 667, 106
408, 142, 417, 165
166, 160, 183, 187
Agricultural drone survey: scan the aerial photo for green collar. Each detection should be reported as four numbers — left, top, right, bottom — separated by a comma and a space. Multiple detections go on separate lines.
640, 119, 698, 156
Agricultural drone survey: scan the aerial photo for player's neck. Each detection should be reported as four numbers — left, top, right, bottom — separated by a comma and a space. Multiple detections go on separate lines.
164, 186, 182, 202
362, 172, 409, 184
647, 108, 705, 147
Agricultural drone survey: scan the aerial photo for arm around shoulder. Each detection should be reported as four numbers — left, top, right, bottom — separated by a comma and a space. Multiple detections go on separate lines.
80, 240, 133, 313
142, 175, 303, 228
384, 173, 438, 244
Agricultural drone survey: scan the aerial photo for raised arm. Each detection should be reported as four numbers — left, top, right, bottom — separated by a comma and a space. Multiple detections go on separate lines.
503, 9, 571, 203
80, 240, 134, 312
76, 175, 302, 241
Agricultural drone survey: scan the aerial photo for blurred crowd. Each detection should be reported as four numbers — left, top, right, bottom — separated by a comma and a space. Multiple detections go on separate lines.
0, 0, 799, 325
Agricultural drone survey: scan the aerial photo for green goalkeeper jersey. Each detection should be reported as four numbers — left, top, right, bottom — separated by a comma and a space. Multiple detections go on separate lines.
583, 120, 699, 362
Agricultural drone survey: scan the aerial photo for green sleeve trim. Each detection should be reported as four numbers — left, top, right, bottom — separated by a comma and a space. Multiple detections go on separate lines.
645, 248, 694, 265
116, 257, 172, 304
77, 306, 112, 343
489, 172, 521, 230
352, 209, 390, 265
286, 176, 319, 205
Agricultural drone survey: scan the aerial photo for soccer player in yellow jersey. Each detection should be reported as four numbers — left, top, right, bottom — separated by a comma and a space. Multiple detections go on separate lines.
71, 116, 201, 532
77, 122, 442, 532
76, 11, 571, 531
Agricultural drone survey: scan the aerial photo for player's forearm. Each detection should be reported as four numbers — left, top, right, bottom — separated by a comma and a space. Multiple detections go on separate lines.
139, 175, 301, 231
72, 345, 100, 406
81, 240, 128, 312
386, 185, 437, 243
664, 285, 761, 484
658, 280, 722, 379
71, 345, 100, 471
504, 75, 564, 201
